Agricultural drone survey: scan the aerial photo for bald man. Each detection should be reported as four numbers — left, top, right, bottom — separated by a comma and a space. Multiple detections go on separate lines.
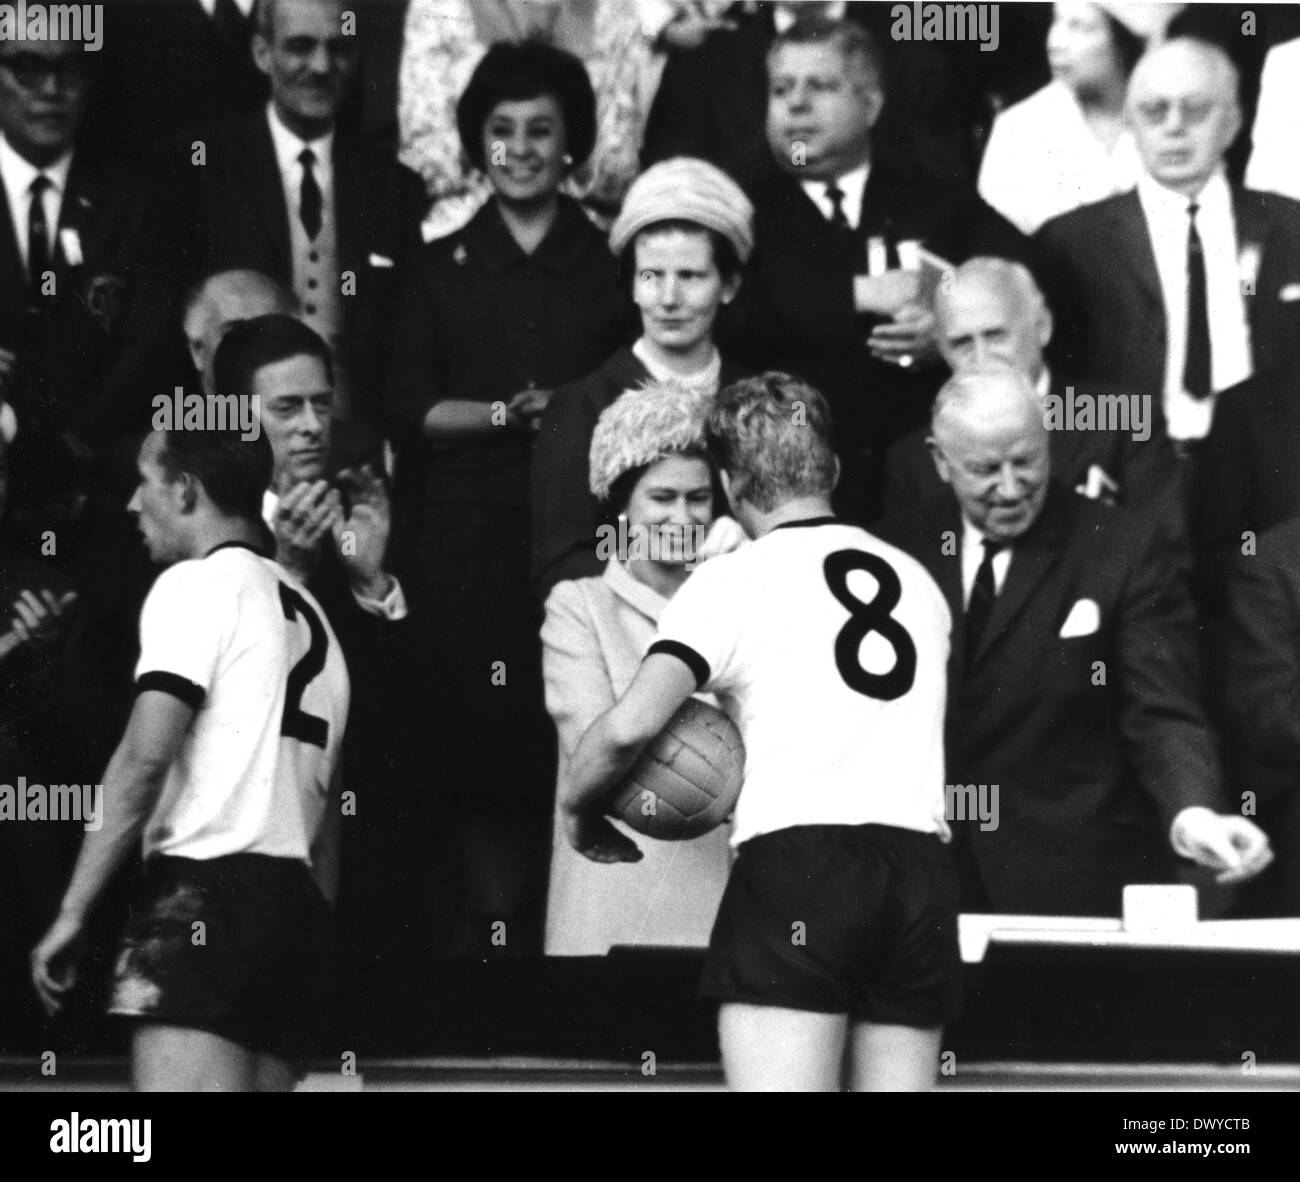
182, 269, 298, 397
1037, 36, 1300, 446
875, 364, 1271, 916
879, 257, 1181, 530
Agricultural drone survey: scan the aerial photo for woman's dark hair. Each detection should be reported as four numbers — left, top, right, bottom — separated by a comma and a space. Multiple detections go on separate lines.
605, 445, 726, 522
157, 430, 274, 523
1101, 12, 1146, 78
617, 221, 744, 294
457, 41, 597, 173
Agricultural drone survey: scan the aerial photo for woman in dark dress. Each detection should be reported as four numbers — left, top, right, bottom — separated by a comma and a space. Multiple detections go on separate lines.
531, 156, 754, 599
384, 42, 624, 957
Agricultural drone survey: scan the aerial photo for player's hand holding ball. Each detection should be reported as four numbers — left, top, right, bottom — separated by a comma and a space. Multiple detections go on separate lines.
274, 479, 343, 582
564, 807, 643, 864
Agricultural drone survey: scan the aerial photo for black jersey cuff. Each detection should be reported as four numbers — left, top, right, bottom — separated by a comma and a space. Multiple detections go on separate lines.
646, 640, 710, 690
136, 671, 206, 709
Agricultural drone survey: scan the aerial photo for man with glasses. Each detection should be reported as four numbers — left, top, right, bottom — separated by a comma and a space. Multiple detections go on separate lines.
0, 32, 173, 455
1036, 36, 1300, 450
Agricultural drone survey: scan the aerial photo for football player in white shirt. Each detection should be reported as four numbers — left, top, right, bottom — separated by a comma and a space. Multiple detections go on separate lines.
568, 373, 958, 1091
31, 427, 349, 1091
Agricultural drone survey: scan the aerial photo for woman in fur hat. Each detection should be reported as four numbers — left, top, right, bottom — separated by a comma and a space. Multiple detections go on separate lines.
540, 379, 738, 955
532, 155, 754, 599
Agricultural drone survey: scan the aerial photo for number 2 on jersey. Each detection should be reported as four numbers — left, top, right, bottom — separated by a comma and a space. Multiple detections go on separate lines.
823, 550, 917, 700
278, 583, 329, 748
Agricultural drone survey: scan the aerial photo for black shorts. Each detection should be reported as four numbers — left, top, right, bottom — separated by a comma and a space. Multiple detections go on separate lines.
107, 853, 334, 1064
698, 824, 962, 1027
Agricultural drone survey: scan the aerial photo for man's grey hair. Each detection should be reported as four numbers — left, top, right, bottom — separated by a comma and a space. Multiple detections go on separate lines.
707, 372, 838, 512
1126, 35, 1242, 115
182, 269, 298, 332
930, 363, 1042, 438
935, 257, 1049, 331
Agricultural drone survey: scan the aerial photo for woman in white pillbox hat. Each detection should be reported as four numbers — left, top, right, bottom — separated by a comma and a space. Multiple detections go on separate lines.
978, 2, 1184, 234
540, 379, 739, 956
532, 157, 753, 598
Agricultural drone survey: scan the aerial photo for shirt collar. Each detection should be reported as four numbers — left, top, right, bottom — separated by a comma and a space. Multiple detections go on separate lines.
631, 338, 722, 390
802, 162, 870, 228
0, 132, 73, 205
266, 103, 334, 177
465, 195, 596, 276
962, 513, 1008, 554
603, 558, 670, 623
1136, 166, 1231, 221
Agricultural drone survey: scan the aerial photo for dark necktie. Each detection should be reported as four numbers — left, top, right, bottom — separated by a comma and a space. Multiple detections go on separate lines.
965, 539, 1005, 659
299, 147, 322, 241
27, 174, 52, 294
1184, 201, 1211, 399
825, 181, 851, 232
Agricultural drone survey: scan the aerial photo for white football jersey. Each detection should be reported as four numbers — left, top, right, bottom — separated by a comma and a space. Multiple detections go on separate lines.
651, 518, 950, 847
134, 542, 350, 863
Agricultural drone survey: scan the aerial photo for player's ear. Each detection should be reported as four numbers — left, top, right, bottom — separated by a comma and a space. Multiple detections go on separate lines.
252, 31, 274, 78
176, 471, 200, 514
829, 454, 841, 492
719, 470, 734, 504
927, 435, 954, 486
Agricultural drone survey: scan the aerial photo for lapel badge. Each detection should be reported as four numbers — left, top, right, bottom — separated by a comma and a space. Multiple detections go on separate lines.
1238, 242, 1261, 296
60, 228, 84, 267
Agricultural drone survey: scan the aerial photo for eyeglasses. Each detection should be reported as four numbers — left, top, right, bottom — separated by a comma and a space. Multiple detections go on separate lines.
1132, 97, 1218, 127
0, 53, 92, 91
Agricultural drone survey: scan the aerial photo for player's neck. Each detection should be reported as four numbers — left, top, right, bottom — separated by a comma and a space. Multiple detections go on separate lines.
185, 517, 266, 561
745, 496, 837, 538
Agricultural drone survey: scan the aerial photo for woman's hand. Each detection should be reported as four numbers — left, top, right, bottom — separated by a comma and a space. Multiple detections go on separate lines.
691, 515, 747, 566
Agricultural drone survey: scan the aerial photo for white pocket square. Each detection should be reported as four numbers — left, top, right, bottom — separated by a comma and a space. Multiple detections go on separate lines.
1059, 598, 1100, 638
1280, 283, 1300, 302
368, 253, 394, 268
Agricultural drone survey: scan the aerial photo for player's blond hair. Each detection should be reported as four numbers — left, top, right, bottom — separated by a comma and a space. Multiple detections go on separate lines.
707, 373, 838, 512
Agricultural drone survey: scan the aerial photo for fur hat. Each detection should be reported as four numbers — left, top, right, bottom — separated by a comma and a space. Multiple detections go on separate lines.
588, 380, 713, 502
609, 158, 755, 264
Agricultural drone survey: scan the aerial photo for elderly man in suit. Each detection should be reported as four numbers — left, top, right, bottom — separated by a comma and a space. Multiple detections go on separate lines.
876, 364, 1271, 916
880, 256, 1182, 533
719, 14, 1031, 519
182, 0, 426, 422
1037, 36, 1300, 447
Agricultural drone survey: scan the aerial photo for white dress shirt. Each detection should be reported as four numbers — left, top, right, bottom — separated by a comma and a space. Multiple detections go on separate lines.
961, 515, 1012, 607
1136, 170, 1253, 441
0, 133, 73, 276
262, 488, 408, 620
801, 163, 869, 232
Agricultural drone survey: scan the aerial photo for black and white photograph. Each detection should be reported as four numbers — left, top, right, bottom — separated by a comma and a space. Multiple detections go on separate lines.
0, 0, 1298, 1151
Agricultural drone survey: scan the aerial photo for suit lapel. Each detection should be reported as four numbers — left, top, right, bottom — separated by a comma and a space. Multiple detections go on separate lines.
1106, 192, 1163, 311
240, 114, 292, 274
1234, 188, 1272, 353
332, 132, 362, 272
970, 485, 1069, 667
0, 182, 24, 318
58, 153, 108, 271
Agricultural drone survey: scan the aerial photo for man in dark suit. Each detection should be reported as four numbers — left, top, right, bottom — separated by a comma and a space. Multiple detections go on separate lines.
181, 0, 426, 423
1224, 519, 1300, 915
719, 15, 1031, 519
0, 33, 173, 459
1036, 36, 1300, 446
213, 314, 421, 968
880, 257, 1182, 535
876, 365, 1271, 916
